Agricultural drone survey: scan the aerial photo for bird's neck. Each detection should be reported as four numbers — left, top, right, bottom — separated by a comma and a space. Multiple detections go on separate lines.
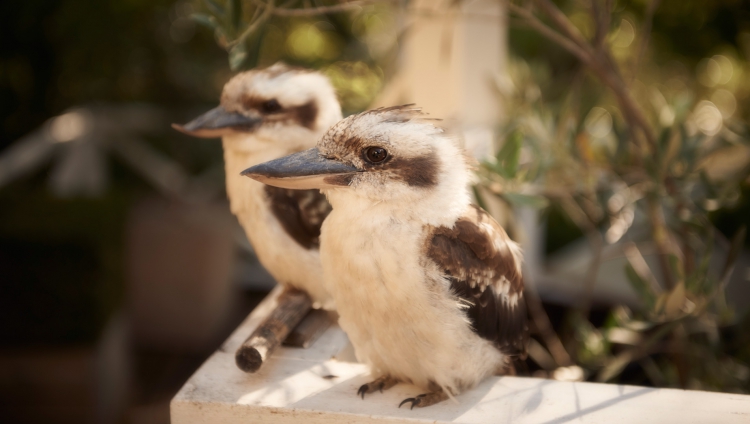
326, 181, 471, 230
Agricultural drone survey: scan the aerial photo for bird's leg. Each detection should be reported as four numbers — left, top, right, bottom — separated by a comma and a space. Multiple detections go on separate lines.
357, 375, 399, 399
398, 391, 449, 409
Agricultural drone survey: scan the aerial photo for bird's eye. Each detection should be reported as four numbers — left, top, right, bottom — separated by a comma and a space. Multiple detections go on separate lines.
364, 146, 388, 164
260, 99, 282, 114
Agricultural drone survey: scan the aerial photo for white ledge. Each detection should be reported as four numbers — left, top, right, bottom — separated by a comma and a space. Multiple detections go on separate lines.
171, 287, 750, 423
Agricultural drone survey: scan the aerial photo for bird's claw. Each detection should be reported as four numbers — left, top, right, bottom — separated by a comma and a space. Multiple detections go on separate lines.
357, 376, 397, 400
357, 384, 369, 400
398, 392, 448, 409
398, 395, 424, 409
358, 382, 382, 399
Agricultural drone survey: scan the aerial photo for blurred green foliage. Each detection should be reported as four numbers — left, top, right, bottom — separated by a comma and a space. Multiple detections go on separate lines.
187, 0, 399, 114
477, 0, 750, 393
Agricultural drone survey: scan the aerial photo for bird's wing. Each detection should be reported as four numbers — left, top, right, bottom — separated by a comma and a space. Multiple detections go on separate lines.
264, 186, 332, 249
427, 204, 528, 356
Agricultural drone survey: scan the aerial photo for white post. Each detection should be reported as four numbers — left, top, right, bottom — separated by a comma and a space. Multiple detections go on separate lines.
375, 0, 507, 159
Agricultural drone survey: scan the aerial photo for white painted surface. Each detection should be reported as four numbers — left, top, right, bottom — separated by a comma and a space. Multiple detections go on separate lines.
171, 288, 750, 423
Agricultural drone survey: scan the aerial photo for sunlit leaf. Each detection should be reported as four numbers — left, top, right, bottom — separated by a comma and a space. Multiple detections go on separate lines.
214, 26, 229, 49
228, 42, 247, 71
570, 313, 608, 366
613, 306, 654, 333
496, 131, 523, 178
486, 131, 523, 179
322, 62, 383, 112
664, 281, 686, 319
191, 13, 218, 30
606, 327, 642, 345
480, 159, 504, 178
472, 185, 488, 212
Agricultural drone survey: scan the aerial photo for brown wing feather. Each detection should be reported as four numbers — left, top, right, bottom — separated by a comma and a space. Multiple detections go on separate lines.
264, 186, 332, 249
427, 205, 528, 356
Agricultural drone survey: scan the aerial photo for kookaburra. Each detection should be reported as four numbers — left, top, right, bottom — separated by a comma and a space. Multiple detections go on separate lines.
173, 63, 342, 309
242, 105, 528, 408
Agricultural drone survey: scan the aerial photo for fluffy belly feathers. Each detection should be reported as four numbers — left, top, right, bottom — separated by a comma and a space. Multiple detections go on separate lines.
321, 210, 505, 393
229, 177, 332, 308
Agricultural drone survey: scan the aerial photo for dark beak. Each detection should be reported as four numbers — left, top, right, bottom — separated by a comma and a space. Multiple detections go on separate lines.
241, 148, 360, 189
172, 106, 262, 138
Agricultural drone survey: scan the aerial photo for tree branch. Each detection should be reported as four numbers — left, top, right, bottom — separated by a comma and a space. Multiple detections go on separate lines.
647, 193, 675, 290
631, 0, 661, 82
231, 0, 276, 48
507, 3, 592, 65
506, 1, 657, 152
272, 0, 392, 16
559, 195, 604, 317
524, 276, 575, 367
590, 0, 613, 51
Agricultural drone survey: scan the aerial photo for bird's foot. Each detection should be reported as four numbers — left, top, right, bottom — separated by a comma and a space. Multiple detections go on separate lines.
398, 391, 449, 409
357, 375, 398, 399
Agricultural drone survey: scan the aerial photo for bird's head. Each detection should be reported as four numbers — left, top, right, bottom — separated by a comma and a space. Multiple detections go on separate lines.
242, 105, 473, 214
173, 62, 342, 153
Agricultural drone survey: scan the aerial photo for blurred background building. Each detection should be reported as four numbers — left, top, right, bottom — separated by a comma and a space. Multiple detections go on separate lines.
2, 1, 750, 423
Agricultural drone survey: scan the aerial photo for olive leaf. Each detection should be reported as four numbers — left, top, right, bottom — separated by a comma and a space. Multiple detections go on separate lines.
485, 131, 523, 179
228, 42, 248, 71
191, 13, 219, 30
625, 263, 657, 311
